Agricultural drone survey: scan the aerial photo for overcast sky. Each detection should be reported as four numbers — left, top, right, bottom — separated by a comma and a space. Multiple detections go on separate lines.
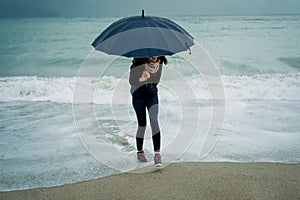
1, 0, 300, 17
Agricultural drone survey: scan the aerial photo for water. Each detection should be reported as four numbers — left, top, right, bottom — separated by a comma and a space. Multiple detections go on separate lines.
1, 15, 300, 191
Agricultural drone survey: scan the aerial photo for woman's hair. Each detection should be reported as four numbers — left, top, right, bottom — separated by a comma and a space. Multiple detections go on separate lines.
131, 56, 168, 69
158, 56, 168, 65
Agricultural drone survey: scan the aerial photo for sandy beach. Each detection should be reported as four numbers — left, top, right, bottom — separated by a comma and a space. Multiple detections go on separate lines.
1, 162, 299, 200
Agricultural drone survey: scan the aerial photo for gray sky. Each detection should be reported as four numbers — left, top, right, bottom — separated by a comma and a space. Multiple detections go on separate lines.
1, 0, 300, 17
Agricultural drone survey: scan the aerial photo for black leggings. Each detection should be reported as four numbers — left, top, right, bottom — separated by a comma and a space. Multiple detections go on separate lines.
132, 94, 161, 152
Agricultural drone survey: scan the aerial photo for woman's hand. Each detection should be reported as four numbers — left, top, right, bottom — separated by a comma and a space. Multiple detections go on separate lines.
139, 70, 150, 82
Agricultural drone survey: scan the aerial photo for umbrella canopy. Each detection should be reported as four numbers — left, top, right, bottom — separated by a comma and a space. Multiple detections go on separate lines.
92, 10, 194, 58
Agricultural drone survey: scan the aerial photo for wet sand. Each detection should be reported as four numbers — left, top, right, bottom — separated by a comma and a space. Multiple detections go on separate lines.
1, 162, 299, 200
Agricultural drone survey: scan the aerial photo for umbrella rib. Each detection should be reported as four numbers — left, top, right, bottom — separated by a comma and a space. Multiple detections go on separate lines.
155, 27, 173, 54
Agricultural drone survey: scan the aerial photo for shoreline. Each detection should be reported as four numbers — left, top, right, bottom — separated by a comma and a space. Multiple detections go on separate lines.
1, 162, 299, 199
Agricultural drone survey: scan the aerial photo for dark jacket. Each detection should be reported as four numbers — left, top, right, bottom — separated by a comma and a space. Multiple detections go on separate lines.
129, 58, 163, 98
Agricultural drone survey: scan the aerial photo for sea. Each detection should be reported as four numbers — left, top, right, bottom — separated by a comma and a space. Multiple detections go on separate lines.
1, 15, 300, 191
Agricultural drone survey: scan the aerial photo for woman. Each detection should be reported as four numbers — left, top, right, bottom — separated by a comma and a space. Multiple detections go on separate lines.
129, 56, 167, 166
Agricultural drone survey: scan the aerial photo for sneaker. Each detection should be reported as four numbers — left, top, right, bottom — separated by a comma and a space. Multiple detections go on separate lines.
154, 153, 162, 166
137, 151, 147, 162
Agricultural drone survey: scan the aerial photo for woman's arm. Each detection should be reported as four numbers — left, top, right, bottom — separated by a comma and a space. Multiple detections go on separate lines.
129, 64, 147, 85
147, 62, 163, 84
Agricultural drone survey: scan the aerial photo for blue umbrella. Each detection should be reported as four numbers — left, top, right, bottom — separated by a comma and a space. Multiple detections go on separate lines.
92, 10, 194, 58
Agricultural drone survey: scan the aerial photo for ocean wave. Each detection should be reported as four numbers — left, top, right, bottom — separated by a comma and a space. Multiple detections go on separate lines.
278, 57, 300, 70
0, 74, 300, 104
221, 73, 300, 101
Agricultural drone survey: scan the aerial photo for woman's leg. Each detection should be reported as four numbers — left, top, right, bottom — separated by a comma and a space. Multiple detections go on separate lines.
132, 97, 147, 151
147, 95, 161, 152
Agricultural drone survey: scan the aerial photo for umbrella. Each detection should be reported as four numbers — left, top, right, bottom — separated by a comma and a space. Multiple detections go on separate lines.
91, 10, 194, 58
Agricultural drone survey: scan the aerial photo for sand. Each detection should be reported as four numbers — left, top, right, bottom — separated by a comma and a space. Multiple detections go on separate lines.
1, 162, 299, 200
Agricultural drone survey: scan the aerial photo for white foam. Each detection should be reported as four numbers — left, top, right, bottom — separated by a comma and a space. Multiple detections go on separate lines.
0, 76, 76, 103
221, 73, 300, 100
0, 73, 299, 104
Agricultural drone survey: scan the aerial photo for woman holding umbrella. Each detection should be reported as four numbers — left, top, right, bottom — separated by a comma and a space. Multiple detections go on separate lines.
91, 10, 194, 167
129, 56, 167, 166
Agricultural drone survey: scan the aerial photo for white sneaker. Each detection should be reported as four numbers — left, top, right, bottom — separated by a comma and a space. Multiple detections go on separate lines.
154, 153, 161, 166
